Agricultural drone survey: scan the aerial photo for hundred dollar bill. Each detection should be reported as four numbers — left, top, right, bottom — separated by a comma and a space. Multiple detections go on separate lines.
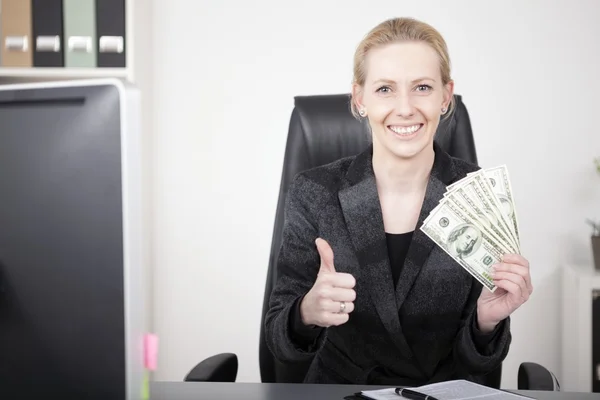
443, 172, 519, 251
444, 168, 483, 192
448, 182, 519, 253
444, 169, 481, 197
420, 198, 502, 292
445, 191, 517, 254
445, 174, 474, 193
465, 174, 520, 252
483, 165, 520, 243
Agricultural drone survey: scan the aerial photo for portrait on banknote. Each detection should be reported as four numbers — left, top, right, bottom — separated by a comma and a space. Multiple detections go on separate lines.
447, 223, 482, 259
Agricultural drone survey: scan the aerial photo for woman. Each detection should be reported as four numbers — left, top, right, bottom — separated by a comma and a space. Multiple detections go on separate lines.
264, 17, 532, 386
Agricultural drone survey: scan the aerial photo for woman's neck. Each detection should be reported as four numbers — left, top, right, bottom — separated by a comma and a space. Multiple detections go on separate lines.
372, 145, 435, 195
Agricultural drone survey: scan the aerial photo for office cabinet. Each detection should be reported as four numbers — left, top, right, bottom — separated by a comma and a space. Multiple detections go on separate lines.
561, 264, 600, 392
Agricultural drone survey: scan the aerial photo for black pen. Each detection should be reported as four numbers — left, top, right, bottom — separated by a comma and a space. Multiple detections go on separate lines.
394, 387, 440, 400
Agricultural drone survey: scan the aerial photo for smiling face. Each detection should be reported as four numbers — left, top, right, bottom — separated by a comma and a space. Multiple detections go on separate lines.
353, 41, 453, 161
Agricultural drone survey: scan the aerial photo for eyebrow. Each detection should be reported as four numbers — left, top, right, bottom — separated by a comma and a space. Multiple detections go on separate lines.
372, 77, 437, 85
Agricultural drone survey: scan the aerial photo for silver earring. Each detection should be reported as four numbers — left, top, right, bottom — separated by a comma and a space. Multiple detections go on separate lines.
359, 108, 366, 117
441, 107, 447, 114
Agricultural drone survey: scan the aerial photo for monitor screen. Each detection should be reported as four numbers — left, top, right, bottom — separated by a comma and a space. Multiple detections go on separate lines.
0, 80, 145, 399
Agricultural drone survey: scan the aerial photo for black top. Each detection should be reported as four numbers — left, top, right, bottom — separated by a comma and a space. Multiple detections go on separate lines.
386, 231, 414, 288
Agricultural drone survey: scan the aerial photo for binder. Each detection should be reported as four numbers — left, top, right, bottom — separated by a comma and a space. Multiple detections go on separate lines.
31, 0, 64, 67
63, 0, 97, 68
96, 0, 126, 68
0, 0, 33, 67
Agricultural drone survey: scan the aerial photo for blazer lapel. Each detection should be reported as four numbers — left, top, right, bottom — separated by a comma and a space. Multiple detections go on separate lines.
394, 144, 456, 309
338, 142, 459, 358
338, 146, 411, 358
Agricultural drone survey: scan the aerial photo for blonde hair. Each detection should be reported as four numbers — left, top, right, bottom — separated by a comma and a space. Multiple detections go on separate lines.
350, 17, 454, 119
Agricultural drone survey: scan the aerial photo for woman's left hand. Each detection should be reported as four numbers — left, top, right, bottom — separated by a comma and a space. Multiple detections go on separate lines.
476, 254, 533, 333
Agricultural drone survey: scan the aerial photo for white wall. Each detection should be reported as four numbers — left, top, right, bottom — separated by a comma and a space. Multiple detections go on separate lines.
149, 0, 600, 389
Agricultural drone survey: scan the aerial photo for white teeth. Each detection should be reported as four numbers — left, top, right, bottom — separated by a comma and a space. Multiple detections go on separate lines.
389, 124, 420, 134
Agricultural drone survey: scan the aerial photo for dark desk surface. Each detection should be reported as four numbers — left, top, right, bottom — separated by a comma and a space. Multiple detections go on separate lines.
150, 382, 600, 400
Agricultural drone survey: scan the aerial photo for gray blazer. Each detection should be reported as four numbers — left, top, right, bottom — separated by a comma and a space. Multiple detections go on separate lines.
264, 143, 511, 386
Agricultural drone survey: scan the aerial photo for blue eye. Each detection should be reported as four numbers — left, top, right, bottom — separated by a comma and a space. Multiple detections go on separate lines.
416, 84, 432, 92
376, 86, 391, 93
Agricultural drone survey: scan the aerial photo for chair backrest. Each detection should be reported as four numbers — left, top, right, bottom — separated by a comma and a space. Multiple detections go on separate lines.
258, 93, 501, 388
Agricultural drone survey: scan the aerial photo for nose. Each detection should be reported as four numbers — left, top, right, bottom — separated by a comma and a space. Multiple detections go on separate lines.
394, 92, 415, 117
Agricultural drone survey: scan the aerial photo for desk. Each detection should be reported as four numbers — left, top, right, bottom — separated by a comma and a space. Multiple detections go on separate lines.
150, 382, 600, 400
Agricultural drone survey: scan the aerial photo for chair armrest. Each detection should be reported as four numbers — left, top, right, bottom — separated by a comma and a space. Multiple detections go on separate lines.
184, 353, 238, 382
517, 362, 560, 391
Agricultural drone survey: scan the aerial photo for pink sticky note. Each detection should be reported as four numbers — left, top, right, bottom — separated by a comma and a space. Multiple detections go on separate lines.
144, 333, 158, 371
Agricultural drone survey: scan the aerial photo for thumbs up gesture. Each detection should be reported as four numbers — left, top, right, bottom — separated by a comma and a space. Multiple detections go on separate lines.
299, 238, 357, 327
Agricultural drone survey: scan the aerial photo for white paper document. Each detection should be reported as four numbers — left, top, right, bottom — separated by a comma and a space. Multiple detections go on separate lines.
361, 380, 534, 400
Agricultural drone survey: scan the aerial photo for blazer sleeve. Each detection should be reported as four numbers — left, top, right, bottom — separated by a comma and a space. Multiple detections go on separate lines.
264, 173, 327, 363
452, 279, 512, 375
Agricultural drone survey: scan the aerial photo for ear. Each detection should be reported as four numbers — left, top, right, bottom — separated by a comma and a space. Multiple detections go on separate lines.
351, 83, 365, 110
442, 80, 455, 109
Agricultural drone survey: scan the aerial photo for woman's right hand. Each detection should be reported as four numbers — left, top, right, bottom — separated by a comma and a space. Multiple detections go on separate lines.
299, 238, 356, 327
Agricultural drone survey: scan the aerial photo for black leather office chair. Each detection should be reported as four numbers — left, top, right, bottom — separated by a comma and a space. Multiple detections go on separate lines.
185, 94, 558, 391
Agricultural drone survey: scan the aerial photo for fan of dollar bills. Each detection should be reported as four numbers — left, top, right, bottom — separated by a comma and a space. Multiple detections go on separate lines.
420, 166, 520, 292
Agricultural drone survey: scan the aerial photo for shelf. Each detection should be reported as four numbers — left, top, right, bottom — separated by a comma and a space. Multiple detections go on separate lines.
0, 0, 143, 83
0, 67, 129, 79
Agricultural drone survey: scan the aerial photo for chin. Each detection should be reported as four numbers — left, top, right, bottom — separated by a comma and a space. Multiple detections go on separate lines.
385, 130, 434, 160
388, 145, 427, 160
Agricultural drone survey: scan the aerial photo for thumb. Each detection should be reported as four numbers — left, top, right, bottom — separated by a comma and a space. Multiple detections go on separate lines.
316, 238, 335, 273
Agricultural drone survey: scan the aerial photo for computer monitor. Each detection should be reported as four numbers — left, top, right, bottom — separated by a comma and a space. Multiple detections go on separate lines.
0, 79, 148, 399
